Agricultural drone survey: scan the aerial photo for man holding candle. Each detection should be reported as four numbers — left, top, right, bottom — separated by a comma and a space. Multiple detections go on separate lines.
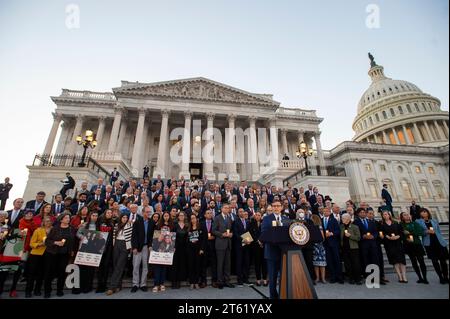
199, 210, 218, 288
212, 203, 234, 289
260, 199, 289, 299
322, 207, 343, 284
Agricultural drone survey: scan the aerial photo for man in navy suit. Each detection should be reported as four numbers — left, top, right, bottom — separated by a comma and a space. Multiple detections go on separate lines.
353, 207, 383, 282
25, 191, 47, 216
381, 184, 393, 214
7, 198, 25, 229
51, 194, 65, 216
260, 199, 289, 299
89, 177, 106, 196
71, 192, 88, 214
233, 208, 251, 286
322, 207, 343, 283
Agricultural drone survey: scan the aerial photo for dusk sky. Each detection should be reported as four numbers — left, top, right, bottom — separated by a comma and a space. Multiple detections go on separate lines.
0, 0, 448, 208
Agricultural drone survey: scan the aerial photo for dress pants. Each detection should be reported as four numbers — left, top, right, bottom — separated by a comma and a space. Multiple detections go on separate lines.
153, 265, 167, 286
79, 265, 96, 293
253, 244, 268, 281
216, 248, 231, 284
325, 244, 343, 281
132, 245, 149, 287
235, 245, 250, 284
43, 252, 70, 295
25, 254, 45, 294
187, 244, 202, 284
266, 258, 280, 299
200, 243, 217, 284
342, 248, 361, 282
360, 240, 380, 277
109, 240, 129, 289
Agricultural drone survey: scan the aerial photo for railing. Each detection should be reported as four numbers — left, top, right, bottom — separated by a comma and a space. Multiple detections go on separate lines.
32, 154, 111, 180
276, 107, 317, 117
283, 165, 347, 187
60, 89, 116, 101
279, 160, 305, 169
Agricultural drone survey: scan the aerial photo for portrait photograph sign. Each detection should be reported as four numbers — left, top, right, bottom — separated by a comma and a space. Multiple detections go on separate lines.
74, 230, 109, 267
149, 229, 176, 265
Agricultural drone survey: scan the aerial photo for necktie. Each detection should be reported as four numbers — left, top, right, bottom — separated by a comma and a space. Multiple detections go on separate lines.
11, 211, 18, 224
56, 204, 60, 214
207, 220, 211, 232
364, 219, 368, 229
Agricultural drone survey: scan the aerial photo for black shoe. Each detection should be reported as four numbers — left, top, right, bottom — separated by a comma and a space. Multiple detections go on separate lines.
218, 284, 224, 289
237, 282, 244, 288
329, 280, 336, 284
256, 282, 261, 287
140, 286, 148, 292
224, 283, 235, 288
338, 280, 345, 284
439, 278, 446, 284
380, 281, 386, 285
56, 291, 64, 297
72, 288, 80, 294
417, 278, 424, 284
25, 292, 32, 298
349, 280, 355, 285
33, 290, 42, 296
96, 288, 106, 293
44, 293, 51, 299
423, 279, 429, 284
131, 286, 138, 293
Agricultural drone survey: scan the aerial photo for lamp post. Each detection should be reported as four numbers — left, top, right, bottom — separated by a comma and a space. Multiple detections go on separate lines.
296, 141, 313, 176
76, 130, 97, 167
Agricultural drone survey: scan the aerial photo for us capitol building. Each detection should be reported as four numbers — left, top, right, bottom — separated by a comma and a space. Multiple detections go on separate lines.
23, 54, 449, 222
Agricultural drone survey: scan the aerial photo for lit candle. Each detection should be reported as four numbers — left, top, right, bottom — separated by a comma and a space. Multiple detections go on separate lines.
391, 233, 395, 237
379, 231, 383, 237
4, 219, 8, 224
43, 236, 47, 242
409, 235, 413, 241
326, 230, 330, 235
208, 232, 211, 239
272, 220, 277, 227
344, 229, 349, 235
24, 228, 28, 233
81, 219, 85, 224
226, 229, 230, 235
61, 239, 66, 244
366, 232, 371, 236
430, 227, 434, 232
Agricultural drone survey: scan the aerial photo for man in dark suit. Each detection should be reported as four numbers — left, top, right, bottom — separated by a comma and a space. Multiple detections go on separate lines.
71, 192, 88, 214
260, 199, 289, 299
304, 184, 314, 200
109, 167, 120, 185
233, 208, 251, 286
7, 198, 25, 229
25, 191, 47, 216
179, 188, 192, 210
353, 208, 383, 283
322, 207, 343, 283
245, 198, 257, 220
90, 178, 106, 196
89, 188, 106, 213
51, 194, 65, 216
59, 172, 75, 199
152, 174, 165, 187
131, 206, 154, 292
0, 177, 13, 210
308, 187, 324, 208
381, 184, 393, 214
212, 203, 235, 289
199, 209, 217, 288
236, 187, 249, 209
409, 200, 422, 221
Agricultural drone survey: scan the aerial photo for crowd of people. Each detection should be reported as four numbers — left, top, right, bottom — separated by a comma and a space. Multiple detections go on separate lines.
0, 174, 448, 299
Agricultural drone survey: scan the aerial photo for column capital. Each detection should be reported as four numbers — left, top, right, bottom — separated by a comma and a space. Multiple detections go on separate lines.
114, 105, 125, 114
137, 107, 147, 116
248, 116, 257, 126
161, 109, 170, 118
314, 130, 322, 138
184, 110, 193, 119
206, 112, 215, 121
280, 128, 288, 134
52, 112, 63, 121
227, 113, 237, 122
98, 115, 107, 122
75, 113, 84, 121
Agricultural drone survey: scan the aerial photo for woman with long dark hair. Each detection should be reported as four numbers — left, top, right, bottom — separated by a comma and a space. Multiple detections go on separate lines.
33, 203, 55, 227
171, 211, 188, 289
96, 209, 115, 293
106, 213, 132, 295
43, 212, 75, 298
400, 211, 428, 284
417, 208, 449, 284
186, 214, 205, 289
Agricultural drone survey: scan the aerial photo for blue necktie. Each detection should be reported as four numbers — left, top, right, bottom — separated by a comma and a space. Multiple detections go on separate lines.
364, 219, 368, 229
324, 218, 328, 230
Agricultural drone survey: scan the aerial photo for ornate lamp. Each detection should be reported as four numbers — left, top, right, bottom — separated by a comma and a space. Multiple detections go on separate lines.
76, 130, 97, 167
296, 141, 313, 175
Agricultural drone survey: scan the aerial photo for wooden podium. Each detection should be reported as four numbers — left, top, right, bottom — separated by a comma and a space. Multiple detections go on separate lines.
259, 223, 320, 299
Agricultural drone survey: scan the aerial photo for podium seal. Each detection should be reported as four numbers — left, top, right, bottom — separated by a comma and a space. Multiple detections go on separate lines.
289, 222, 310, 246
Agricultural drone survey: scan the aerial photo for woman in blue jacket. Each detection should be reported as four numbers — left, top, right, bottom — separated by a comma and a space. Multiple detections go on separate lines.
416, 208, 449, 284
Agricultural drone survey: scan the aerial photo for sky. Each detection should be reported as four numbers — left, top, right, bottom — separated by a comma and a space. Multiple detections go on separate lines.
0, 0, 448, 209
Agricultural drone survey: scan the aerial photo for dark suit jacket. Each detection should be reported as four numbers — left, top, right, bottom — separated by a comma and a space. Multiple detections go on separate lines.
308, 193, 325, 208
322, 215, 340, 248
212, 214, 233, 250
51, 203, 65, 215
304, 189, 314, 200
25, 200, 47, 216
7, 209, 24, 229
353, 217, 379, 241
200, 220, 215, 253
0, 183, 13, 199
381, 188, 393, 204
261, 213, 289, 261
410, 205, 422, 220
90, 185, 106, 195
237, 193, 249, 209
233, 218, 249, 246
70, 202, 86, 215
131, 217, 154, 252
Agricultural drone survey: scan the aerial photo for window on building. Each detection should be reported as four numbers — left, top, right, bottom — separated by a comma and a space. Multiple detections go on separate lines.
382, 111, 387, 119
380, 164, 386, 171
406, 127, 415, 144
414, 103, 420, 112
369, 117, 373, 125
369, 183, 378, 198
401, 180, 413, 199
433, 182, 445, 199
375, 113, 380, 122
398, 106, 404, 115
428, 167, 436, 174
365, 164, 372, 172
406, 104, 412, 113
415, 166, 422, 173
397, 129, 406, 144
420, 184, 431, 199
421, 103, 425, 111
389, 131, 397, 144
390, 108, 395, 117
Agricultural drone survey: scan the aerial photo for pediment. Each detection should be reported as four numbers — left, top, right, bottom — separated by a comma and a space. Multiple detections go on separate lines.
113, 77, 279, 107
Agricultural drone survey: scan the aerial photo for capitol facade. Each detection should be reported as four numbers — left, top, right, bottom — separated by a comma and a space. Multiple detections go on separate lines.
23, 55, 449, 221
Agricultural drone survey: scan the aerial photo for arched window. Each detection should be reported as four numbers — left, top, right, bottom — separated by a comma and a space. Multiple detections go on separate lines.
382, 111, 387, 119
419, 181, 431, 199
400, 180, 413, 199
414, 103, 420, 112
369, 117, 374, 125
375, 113, 380, 122
406, 104, 412, 113
433, 181, 445, 199
398, 106, 404, 115
390, 108, 395, 117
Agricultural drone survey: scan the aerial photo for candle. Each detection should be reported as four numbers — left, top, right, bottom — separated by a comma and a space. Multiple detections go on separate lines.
430, 227, 434, 232
272, 220, 277, 227
4, 219, 8, 224
24, 228, 28, 233
379, 231, 383, 237
81, 219, 85, 224
43, 236, 47, 242
409, 235, 413, 241
61, 239, 66, 244
208, 232, 211, 239
344, 229, 349, 235
366, 232, 371, 236
226, 229, 230, 235
391, 233, 395, 237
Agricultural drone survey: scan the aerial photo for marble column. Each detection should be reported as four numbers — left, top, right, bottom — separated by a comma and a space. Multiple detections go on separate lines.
203, 112, 216, 180
43, 112, 63, 155
153, 109, 170, 178
108, 106, 123, 152
226, 114, 239, 180
434, 120, 446, 140
423, 121, 433, 141
314, 131, 327, 175
382, 130, 390, 144
281, 129, 288, 157
96, 116, 106, 148
373, 134, 380, 144
55, 122, 69, 155
269, 121, 279, 171
116, 115, 128, 153
297, 130, 305, 145
249, 116, 260, 180
180, 111, 192, 179
131, 108, 147, 176
443, 120, 449, 138
392, 127, 400, 144
413, 122, 423, 143
402, 125, 411, 144
66, 114, 84, 155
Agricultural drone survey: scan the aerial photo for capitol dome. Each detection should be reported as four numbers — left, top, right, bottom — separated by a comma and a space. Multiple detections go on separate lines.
352, 54, 449, 147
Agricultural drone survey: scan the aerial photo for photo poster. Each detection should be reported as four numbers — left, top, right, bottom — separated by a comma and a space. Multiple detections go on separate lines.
74, 229, 109, 267
149, 229, 176, 265
1, 228, 27, 263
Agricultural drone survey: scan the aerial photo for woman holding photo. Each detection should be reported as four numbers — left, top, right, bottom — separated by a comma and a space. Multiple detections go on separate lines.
171, 211, 188, 289
152, 211, 174, 292
186, 214, 205, 289
96, 209, 115, 293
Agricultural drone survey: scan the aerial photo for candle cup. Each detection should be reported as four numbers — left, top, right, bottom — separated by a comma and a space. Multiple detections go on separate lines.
226, 229, 230, 235
366, 232, 371, 237
43, 236, 47, 242
4, 219, 8, 224
379, 231, 383, 237
208, 232, 211, 239
409, 235, 413, 241
61, 239, 66, 244
391, 233, 395, 237
272, 220, 277, 227
430, 227, 434, 231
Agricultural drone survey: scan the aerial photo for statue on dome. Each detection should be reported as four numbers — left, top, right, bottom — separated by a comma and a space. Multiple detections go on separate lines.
368, 52, 377, 67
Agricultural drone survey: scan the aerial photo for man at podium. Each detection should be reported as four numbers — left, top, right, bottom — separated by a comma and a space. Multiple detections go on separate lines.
261, 199, 290, 299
